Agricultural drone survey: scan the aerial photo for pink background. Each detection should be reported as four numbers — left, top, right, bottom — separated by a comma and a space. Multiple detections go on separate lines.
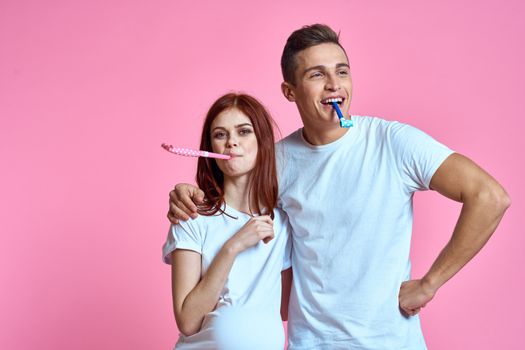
1, 0, 523, 349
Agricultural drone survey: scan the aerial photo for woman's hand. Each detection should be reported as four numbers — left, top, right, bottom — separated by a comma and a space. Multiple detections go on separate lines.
227, 216, 275, 253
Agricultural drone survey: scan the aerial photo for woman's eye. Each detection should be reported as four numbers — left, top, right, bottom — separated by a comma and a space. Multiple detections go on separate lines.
213, 132, 226, 139
239, 128, 253, 136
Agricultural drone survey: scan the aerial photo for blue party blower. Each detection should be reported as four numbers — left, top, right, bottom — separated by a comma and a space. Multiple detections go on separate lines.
331, 101, 353, 128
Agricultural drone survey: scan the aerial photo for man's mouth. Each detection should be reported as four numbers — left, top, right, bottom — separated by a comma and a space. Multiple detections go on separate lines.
320, 97, 344, 106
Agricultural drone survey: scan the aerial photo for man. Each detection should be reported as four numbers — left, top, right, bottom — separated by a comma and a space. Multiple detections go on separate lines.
167, 24, 510, 349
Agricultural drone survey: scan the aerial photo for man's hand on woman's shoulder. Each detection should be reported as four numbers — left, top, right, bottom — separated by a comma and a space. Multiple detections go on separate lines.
167, 183, 204, 224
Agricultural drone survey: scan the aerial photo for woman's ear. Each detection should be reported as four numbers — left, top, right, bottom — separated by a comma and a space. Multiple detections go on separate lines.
281, 82, 296, 102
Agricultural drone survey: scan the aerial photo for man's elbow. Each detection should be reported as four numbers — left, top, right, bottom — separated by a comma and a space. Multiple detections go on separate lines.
491, 185, 511, 213
478, 184, 511, 214
500, 191, 511, 212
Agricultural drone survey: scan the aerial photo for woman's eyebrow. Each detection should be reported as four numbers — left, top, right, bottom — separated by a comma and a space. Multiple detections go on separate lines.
212, 123, 252, 132
235, 123, 253, 128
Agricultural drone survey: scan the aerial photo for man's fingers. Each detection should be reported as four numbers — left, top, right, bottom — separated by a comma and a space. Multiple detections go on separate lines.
400, 306, 413, 317
170, 187, 200, 219
172, 185, 202, 212
175, 192, 198, 214
170, 204, 191, 221
173, 198, 197, 219
400, 305, 421, 317
193, 188, 205, 204
167, 212, 179, 225
407, 308, 420, 316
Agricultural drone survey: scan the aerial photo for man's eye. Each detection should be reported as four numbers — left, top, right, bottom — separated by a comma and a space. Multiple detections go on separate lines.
310, 72, 323, 78
338, 70, 349, 76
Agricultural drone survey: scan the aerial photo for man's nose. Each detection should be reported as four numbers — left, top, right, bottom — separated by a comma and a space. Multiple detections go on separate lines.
325, 73, 340, 91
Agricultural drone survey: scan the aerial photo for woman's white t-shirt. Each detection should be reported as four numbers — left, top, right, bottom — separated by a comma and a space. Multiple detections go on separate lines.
162, 205, 292, 350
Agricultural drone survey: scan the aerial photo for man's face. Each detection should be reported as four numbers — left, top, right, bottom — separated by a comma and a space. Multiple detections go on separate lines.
282, 43, 353, 129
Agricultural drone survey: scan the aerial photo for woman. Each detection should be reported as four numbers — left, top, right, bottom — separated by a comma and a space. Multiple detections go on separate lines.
162, 93, 292, 350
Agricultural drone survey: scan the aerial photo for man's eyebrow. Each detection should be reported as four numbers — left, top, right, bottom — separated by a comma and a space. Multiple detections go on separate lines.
303, 63, 350, 76
303, 65, 326, 75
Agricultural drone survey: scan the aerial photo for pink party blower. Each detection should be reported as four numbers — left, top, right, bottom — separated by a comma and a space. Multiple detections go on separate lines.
161, 143, 231, 160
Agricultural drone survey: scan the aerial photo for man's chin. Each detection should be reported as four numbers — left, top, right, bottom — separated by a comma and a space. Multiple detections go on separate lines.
299, 111, 339, 126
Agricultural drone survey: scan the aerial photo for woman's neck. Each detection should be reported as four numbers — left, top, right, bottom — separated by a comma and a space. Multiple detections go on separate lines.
223, 175, 258, 215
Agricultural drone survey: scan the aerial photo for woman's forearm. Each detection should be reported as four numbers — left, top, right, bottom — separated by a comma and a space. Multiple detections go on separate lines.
176, 241, 240, 336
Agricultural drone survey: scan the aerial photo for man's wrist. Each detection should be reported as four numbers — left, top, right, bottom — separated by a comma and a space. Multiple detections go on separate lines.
421, 274, 441, 295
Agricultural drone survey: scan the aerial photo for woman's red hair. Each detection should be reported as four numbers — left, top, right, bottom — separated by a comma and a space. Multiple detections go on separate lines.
196, 93, 278, 219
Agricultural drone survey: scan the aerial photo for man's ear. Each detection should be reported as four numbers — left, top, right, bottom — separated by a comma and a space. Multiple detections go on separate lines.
281, 81, 296, 102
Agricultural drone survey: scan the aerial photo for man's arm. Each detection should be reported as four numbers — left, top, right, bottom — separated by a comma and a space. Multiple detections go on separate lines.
280, 268, 293, 321
398, 153, 510, 316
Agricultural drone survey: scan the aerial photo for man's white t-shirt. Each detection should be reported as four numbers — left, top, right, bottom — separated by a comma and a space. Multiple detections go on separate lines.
277, 116, 454, 350
163, 205, 292, 350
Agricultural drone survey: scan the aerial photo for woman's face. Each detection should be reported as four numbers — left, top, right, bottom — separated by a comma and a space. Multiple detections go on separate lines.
210, 108, 258, 179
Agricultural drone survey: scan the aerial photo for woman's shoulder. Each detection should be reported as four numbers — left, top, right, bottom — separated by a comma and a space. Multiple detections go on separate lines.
188, 208, 245, 231
180, 212, 224, 230
171, 212, 219, 239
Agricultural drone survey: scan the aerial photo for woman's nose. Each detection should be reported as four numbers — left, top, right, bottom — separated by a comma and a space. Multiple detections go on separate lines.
226, 136, 238, 147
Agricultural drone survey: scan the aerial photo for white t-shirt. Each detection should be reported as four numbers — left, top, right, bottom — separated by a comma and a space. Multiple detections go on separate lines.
162, 205, 292, 350
277, 116, 454, 350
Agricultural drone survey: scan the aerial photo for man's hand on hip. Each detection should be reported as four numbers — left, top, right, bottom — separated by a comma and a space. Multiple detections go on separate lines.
398, 279, 436, 317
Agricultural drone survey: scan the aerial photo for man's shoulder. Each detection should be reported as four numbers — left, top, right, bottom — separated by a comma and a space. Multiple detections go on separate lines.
353, 115, 421, 145
275, 129, 303, 164
274, 117, 416, 152
277, 128, 302, 146
354, 115, 407, 130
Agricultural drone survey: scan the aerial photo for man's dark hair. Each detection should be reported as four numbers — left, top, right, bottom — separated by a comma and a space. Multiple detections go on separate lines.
281, 24, 346, 84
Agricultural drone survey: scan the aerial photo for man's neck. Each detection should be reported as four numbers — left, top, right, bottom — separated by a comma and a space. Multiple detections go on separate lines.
301, 124, 349, 145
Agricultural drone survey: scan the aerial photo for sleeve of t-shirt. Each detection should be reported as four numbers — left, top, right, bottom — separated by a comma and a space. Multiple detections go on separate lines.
389, 122, 455, 193
162, 220, 203, 265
